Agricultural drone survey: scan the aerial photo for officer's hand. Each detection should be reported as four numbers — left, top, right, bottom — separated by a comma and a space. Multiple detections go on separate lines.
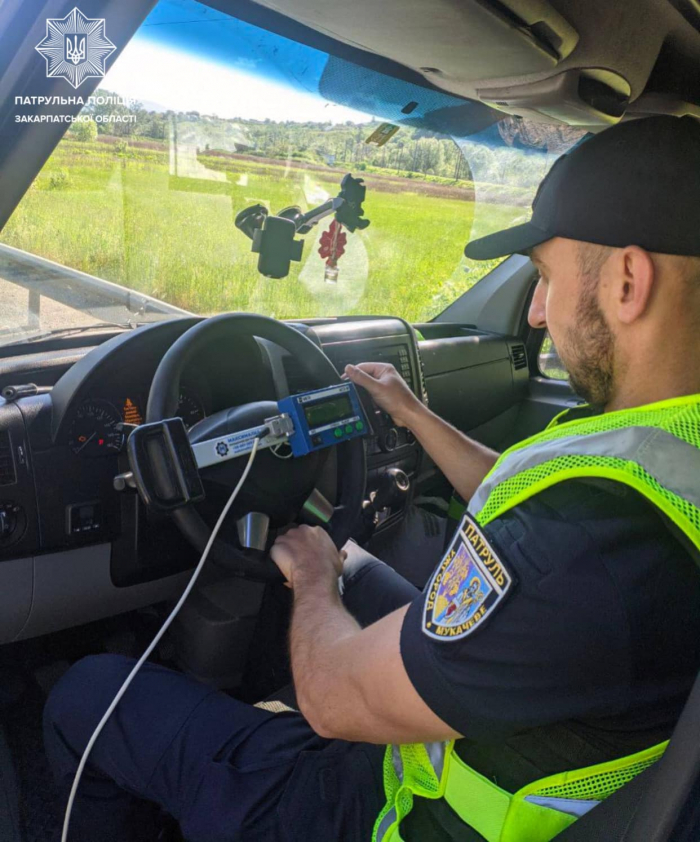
343, 362, 421, 429
271, 525, 345, 589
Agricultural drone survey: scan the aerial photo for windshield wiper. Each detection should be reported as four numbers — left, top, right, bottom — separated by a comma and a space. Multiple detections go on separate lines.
2, 321, 138, 348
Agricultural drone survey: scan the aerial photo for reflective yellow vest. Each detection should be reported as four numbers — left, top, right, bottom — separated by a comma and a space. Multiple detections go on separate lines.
374, 393, 700, 842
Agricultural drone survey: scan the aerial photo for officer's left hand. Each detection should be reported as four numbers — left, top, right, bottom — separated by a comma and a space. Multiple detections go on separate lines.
271, 525, 345, 588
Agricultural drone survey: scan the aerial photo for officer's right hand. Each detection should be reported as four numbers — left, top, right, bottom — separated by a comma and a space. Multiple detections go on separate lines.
344, 362, 422, 429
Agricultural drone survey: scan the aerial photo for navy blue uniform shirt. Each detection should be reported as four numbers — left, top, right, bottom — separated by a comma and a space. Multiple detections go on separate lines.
398, 478, 700, 840
401, 478, 700, 771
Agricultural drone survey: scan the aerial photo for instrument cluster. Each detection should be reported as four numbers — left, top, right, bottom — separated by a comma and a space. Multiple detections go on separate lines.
67, 387, 206, 457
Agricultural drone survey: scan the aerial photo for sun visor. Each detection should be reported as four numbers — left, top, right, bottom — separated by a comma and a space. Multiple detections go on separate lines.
246, 0, 579, 99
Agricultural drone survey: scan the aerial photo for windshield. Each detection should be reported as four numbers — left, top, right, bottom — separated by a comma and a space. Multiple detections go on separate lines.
0, 0, 585, 344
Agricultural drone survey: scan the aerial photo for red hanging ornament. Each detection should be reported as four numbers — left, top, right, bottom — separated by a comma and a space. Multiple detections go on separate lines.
318, 219, 347, 283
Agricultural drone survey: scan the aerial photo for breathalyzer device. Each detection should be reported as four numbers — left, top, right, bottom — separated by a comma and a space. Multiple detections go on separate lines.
277, 382, 369, 456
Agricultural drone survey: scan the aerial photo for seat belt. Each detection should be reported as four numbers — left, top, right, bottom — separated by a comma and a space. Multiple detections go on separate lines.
554, 765, 657, 841
623, 666, 700, 840
557, 667, 700, 841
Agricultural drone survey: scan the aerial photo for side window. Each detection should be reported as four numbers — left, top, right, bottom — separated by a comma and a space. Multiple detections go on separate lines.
538, 332, 568, 380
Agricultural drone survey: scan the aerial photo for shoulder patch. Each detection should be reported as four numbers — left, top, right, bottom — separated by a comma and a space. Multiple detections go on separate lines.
423, 513, 513, 641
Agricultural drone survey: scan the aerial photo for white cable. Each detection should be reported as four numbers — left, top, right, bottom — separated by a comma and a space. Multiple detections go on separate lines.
61, 436, 263, 842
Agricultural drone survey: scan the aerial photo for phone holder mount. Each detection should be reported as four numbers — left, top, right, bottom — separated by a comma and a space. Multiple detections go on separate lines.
235, 173, 370, 279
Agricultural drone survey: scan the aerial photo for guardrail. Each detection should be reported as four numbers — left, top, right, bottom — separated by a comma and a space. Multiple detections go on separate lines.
0, 242, 191, 336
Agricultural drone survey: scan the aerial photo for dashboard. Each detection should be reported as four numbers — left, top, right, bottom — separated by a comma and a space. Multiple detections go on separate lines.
0, 315, 430, 644
0, 313, 530, 645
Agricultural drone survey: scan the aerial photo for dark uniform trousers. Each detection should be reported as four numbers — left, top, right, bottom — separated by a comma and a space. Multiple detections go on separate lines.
43, 544, 420, 842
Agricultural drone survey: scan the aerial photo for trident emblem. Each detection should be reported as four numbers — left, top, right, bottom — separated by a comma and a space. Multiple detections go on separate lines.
36, 8, 116, 88
65, 35, 86, 65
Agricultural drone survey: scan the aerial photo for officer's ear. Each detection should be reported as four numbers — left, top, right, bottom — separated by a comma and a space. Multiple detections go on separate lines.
612, 246, 655, 325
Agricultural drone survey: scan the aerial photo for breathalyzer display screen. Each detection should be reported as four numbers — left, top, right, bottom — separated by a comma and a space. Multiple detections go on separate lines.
303, 395, 353, 429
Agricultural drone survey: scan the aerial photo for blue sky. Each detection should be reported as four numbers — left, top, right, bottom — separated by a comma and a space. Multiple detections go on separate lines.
102, 0, 371, 123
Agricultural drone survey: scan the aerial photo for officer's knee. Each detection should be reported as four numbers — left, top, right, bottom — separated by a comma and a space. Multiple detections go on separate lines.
342, 540, 384, 588
44, 653, 135, 747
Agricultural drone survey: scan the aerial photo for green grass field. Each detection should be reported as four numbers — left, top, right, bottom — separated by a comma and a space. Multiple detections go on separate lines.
0, 137, 526, 322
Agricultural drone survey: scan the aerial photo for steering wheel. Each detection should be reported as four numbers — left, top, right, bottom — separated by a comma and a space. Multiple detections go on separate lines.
145, 313, 366, 581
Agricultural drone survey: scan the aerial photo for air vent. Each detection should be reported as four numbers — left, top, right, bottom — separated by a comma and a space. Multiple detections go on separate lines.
511, 344, 528, 371
0, 432, 16, 486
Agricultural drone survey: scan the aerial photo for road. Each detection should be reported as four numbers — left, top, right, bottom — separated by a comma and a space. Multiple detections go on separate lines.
0, 243, 189, 343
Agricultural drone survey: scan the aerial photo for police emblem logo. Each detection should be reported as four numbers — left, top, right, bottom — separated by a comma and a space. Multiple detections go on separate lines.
36, 8, 117, 89
423, 514, 513, 641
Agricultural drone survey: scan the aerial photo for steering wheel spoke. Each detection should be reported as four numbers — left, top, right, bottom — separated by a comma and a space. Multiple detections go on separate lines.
236, 511, 270, 551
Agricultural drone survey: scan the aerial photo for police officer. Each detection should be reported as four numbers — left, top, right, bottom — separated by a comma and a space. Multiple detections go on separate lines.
45, 114, 700, 842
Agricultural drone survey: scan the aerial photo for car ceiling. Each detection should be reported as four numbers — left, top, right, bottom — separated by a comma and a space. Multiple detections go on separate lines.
236, 0, 700, 125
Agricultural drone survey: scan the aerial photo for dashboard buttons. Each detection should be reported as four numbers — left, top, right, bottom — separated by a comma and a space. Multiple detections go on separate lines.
67, 502, 103, 536
345, 424, 354, 434
381, 428, 399, 452
355, 421, 365, 431
334, 428, 343, 438
0, 501, 25, 545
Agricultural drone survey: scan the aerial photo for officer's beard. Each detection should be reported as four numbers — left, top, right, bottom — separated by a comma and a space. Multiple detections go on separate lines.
559, 272, 616, 409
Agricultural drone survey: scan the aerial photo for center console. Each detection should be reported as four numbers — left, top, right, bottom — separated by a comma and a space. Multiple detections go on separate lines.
282, 318, 426, 535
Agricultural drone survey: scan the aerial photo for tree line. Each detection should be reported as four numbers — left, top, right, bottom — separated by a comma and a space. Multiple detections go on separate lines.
70, 88, 582, 189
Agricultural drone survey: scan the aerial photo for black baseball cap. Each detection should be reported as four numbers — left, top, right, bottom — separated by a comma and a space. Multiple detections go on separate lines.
464, 115, 700, 260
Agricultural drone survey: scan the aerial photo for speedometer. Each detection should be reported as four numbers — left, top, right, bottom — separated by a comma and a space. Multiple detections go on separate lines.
68, 399, 124, 457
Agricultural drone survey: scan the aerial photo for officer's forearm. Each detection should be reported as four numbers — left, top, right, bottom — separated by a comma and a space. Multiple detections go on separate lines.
289, 573, 361, 736
403, 402, 499, 502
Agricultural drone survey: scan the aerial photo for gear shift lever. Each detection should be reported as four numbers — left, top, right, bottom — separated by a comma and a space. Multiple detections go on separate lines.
356, 468, 411, 544
371, 468, 410, 511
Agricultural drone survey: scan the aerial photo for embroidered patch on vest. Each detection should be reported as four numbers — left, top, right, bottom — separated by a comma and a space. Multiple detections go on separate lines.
423, 513, 513, 641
